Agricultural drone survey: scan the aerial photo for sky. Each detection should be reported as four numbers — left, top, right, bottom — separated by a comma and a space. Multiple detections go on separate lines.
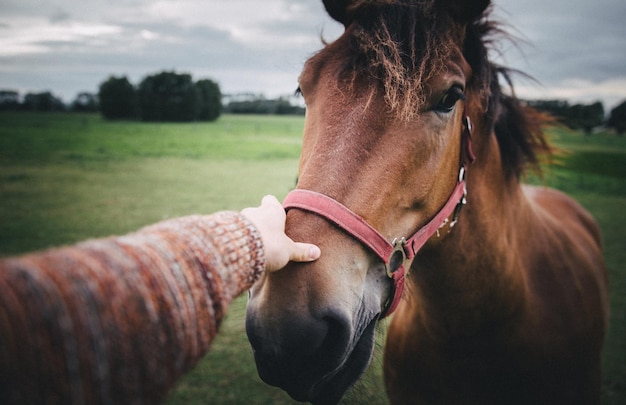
1, 0, 625, 110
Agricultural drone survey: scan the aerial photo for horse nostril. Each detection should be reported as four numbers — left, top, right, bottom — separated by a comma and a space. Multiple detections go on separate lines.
270, 316, 331, 356
245, 308, 351, 387
319, 313, 352, 358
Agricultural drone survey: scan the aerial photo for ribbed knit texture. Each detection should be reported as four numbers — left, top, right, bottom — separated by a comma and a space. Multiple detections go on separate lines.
0, 211, 265, 404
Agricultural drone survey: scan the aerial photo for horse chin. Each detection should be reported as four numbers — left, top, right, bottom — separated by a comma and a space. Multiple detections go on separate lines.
304, 316, 378, 405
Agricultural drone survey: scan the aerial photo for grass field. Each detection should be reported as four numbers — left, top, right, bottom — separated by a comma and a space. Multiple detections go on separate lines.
1, 112, 624, 404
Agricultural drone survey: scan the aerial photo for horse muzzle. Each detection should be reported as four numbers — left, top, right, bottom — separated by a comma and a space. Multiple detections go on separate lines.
246, 309, 377, 404
245, 261, 380, 404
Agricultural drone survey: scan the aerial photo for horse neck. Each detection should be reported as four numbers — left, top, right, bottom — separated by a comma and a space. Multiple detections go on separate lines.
407, 131, 531, 336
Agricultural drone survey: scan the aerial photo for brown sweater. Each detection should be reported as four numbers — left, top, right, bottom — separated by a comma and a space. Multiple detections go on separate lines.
0, 212, 265, 404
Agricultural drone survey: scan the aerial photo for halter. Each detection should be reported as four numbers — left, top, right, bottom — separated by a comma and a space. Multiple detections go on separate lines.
283, 111, 475, 318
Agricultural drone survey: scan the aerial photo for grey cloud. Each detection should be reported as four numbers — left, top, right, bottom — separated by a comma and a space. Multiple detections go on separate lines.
495, 0, 626, 81
1, 0, 624, 106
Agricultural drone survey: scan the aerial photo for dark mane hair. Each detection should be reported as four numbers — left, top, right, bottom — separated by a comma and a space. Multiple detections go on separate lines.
463, 13, 551, 178
319, 0, 550, 178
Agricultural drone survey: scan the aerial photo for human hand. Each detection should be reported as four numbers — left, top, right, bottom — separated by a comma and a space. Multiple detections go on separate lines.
242, 195, 321, 272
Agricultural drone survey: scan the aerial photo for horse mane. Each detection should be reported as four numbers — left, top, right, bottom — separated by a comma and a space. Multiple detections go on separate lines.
324, 0, 550, 178
464, 13, 552, 178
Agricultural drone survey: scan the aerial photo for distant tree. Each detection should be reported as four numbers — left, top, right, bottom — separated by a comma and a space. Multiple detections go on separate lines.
138, 71, 198, 122
570, 102, 604, 134
275, 97, 305, 115
99, 76, 136, 120
607, 100, 626, 135
195, 79, 222, 121
22, 92, 65, 112
527, 99, 571, 121
225, 94, 305, 115
226, 98, 270, 114
71, 92, 99, 113
0, 90, 20, 111
528, 99, 604, 134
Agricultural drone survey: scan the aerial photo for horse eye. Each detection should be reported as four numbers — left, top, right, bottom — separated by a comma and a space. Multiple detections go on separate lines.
434, 87, 465, 113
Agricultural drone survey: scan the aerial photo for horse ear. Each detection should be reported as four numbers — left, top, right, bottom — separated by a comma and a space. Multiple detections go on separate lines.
323, 0, 353, 26
446, 0, 490, 23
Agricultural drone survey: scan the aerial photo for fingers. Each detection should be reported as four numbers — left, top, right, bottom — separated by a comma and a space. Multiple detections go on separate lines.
242, 195, 321, 272
261, 195, 282, 211
261, 194, 280, 205
290, 242, 321, 263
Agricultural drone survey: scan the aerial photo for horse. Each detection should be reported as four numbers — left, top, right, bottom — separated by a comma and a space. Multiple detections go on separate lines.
245, 0, 610, 403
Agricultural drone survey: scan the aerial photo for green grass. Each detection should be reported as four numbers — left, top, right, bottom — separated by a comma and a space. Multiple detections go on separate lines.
526, 127, 626, 405
0, 113, 624, 404
0, 112, 304, 163
0, 113, 304, 256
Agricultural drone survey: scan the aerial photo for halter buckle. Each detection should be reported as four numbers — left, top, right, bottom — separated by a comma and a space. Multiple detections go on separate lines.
386, 237, 409, 278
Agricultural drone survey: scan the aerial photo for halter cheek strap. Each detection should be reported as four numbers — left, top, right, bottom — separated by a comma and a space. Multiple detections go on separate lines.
283, 113, 475, 318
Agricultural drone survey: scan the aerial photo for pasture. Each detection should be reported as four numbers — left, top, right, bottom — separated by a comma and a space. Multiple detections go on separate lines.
0, 112, 624, 404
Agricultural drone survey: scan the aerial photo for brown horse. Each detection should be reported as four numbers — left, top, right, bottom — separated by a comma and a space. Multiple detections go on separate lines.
246, 0, 609, 404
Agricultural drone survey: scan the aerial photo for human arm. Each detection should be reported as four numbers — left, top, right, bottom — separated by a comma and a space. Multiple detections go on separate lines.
0, 202, 318, 403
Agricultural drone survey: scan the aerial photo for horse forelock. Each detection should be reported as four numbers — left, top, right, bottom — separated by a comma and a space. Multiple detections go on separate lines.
339, 1, 465, 119
316, 0, 551, 178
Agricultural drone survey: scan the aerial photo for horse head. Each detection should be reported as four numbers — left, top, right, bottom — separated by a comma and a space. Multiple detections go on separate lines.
246, 0, 491, 403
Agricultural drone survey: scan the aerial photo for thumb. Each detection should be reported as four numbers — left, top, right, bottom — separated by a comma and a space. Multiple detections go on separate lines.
289, 242, 321, 263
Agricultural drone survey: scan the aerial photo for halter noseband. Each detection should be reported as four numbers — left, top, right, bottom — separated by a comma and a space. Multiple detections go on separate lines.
283, 112, 475, 318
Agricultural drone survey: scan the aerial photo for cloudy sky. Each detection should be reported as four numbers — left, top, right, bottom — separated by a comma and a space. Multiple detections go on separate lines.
1, 0, 625, 109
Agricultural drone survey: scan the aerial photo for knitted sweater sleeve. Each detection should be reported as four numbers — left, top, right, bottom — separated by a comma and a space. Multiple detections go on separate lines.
0, 211, 265, 403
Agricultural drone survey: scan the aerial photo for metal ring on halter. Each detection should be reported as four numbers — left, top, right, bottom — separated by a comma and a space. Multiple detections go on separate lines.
386, 237, 409, 278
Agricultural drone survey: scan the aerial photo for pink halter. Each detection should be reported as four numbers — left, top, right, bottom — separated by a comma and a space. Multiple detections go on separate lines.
284, 114, 475, 317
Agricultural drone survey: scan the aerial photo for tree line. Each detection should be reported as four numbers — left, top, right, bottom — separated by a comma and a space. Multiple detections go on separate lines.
527, 99, 626, 135
98, 72, 222, 122
0, 71, 305, 122
223, 93, 305, 115
1, 80, 625, 132
0, 71, 222, 122
0, 90, 72, 113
